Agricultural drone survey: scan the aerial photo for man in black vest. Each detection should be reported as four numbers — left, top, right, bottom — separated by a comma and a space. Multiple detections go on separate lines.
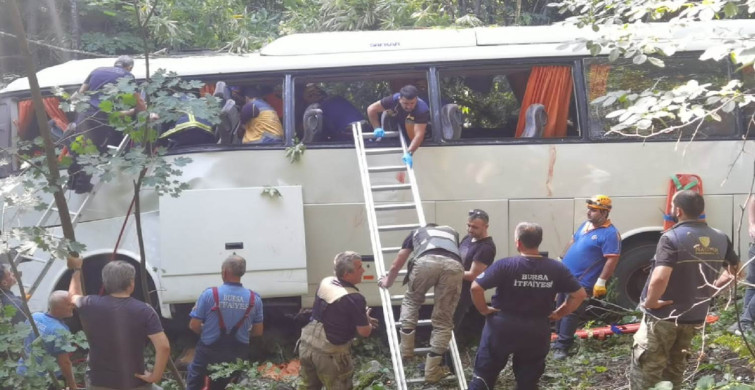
298, 251, 378, 390
630, 190, 739, 389
379, 224, 464, 383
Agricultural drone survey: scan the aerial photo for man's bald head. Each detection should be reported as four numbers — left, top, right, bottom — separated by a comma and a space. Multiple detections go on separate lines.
48, 290, 74, 319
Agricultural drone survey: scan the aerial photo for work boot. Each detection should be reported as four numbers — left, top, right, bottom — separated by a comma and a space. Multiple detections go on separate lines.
400, 329, 415, 358
424, 354, 450, 383
552, 348, 569, 361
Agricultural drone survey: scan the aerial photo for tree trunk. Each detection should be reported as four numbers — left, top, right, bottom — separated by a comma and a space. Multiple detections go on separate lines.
70, 0, 81, 58
516, 0, 522, 24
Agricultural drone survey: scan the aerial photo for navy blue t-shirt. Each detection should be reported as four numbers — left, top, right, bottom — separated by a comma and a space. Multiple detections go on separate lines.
476, 255, 582, 317
314, 279, 369, 345
380, 93, 430, 126
84, 66, 135, 108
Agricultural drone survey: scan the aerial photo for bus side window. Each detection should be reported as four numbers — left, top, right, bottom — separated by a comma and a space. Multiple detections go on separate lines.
438, 66, 579, 141
584, 57, 736, 140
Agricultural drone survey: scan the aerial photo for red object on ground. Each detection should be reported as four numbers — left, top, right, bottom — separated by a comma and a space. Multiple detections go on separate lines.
550, 315, 719, 341
663, 174, 703, 230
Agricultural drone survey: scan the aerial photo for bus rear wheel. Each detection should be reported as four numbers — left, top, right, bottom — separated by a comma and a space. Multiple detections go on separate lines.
614, 241, 656, 309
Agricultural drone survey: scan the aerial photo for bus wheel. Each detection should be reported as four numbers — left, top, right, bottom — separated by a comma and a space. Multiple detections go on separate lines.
614, 241, 656, 309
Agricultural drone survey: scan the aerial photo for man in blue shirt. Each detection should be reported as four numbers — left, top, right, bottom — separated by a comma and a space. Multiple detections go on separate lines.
552, 194, 621, 360
367, 85, 430, 168
302, 84, 364, 142
186, 255, 264, 390
469, 222, 586, 390
17, 290, 77, 390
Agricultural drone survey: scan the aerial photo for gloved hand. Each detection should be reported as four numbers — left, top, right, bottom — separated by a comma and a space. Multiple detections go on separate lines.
373, 127, 385, 138
402, 152, 413, 168
593, 278, 607, 298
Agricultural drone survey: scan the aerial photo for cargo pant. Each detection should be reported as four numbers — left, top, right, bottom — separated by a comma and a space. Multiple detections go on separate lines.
629, 315, 698, 390
298, 321, 353, 390
399, 254, 464, 355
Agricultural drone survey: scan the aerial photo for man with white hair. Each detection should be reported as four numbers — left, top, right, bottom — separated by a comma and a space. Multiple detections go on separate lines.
17, 290, 77, 390
186, 255, 264, 390
68, 258, 170, 390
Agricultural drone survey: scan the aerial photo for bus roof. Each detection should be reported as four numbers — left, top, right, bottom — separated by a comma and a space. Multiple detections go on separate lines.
2, 20, 753, 94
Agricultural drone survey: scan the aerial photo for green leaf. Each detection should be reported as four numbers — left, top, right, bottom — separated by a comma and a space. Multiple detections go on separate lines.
695, 375, 715, 389
723, 2, 739, 18
98, 100, 114, 113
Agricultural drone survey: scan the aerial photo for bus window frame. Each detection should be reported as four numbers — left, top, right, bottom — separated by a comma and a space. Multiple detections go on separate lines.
582, 53, 743, 143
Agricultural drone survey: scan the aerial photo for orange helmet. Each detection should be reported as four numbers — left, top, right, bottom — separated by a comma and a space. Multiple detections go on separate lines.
586, 194, 612, 210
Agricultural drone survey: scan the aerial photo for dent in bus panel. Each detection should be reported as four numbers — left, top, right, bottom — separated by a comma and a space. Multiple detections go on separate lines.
295, 73, 431, 145
583, 57, 737, 140
438, 65, 580, 141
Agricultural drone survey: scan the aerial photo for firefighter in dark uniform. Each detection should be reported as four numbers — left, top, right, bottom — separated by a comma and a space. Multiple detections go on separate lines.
469, 222, 587, 390
298, 252, 379, 390
158, 106, 216, 149
379, 224, 464, 383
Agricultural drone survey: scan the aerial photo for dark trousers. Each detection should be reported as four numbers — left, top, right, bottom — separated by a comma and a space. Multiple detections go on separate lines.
469, 313, 550, 390
185, 337, 249, 390
552, 292, 589, 351
66, 110, 123, 191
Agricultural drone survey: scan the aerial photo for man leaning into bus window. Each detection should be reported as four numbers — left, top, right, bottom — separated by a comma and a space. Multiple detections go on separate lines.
551, 194, 621, 360
68, 55, 147, 194
68, 257, 170, 390
186, 255, 263, 390
367, 84, 430, 168
298, 251, 378, 390
239, 86, 284, 144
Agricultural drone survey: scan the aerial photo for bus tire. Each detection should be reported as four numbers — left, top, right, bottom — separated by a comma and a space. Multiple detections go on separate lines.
614, 240, 656, 309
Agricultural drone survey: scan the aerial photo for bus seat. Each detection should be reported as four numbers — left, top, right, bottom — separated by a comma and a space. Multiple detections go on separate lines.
48, 119, 65, 142
440, 103, 462, 140
380, 111, 398, 133
521, 104, 547, 138
217, 99, 240, 145
213, 81, 230, 102
302, 103, 323, 143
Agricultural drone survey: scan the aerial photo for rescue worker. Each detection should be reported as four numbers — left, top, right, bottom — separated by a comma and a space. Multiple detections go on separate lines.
552, 194, 621, 360
298, 251, 379, 390
157, 95, 216, 148
630, 190, 738, 390
469, 222, 587, 390
366, 85, 430, 168
239, 86, 284, 144
453, 209, 497, 332
302, 83, 364, 142
68, 55, 146, 193
378, 224, 464, 383
186, 255, 264, 390
0, 263, 25, 324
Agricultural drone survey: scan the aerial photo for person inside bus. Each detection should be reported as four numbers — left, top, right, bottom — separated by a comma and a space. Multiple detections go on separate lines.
239, 86, 284, 144
367, 84, 429, 168
302, 83, 365, 142
157, 95, 217, 149
262, 85, 284, 119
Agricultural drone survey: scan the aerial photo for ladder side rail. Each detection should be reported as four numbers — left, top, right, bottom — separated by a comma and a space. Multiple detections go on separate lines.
399, 135, 426, 227
351, 122, 408, 390
399, 134, 468, 389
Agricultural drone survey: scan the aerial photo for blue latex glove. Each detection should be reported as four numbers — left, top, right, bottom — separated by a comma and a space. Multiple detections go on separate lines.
402, 152, 413, 168
373, 127, 385, 138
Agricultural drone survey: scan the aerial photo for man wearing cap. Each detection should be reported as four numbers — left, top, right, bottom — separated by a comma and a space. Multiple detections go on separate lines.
469, 222, 586, 390
366, 84, 430, 168
453, 209, 497, 333
298, 251, 379, 390
68, 55, 146, 193
239, 86, 284, 144
551, 194, 621, 360
378, 224, 464, 383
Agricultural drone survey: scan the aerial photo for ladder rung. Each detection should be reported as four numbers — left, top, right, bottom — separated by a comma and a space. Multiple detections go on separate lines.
378, 223, 420, 232
368, 165, 405, 173
372, 184, 411, 191
391, 292, 434, 301
365, 147, 403, 155
374, 203, 416, 211
363, 131, 399, 138
413, 347, 432, 354
382, 247, 402, 253
407, 375, 456, 384
396, 319, 432, 327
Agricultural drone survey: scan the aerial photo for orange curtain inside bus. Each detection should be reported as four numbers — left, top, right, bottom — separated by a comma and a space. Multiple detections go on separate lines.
15, 100, 35, 139
200, 83, 215, 97
514, 66, 573, 138
43, 97, 69, 130
15, 98, 69, 139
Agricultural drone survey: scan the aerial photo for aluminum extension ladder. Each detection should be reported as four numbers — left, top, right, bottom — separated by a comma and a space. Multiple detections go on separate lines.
351, 123, 467, 390
12, 135, 131, 296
